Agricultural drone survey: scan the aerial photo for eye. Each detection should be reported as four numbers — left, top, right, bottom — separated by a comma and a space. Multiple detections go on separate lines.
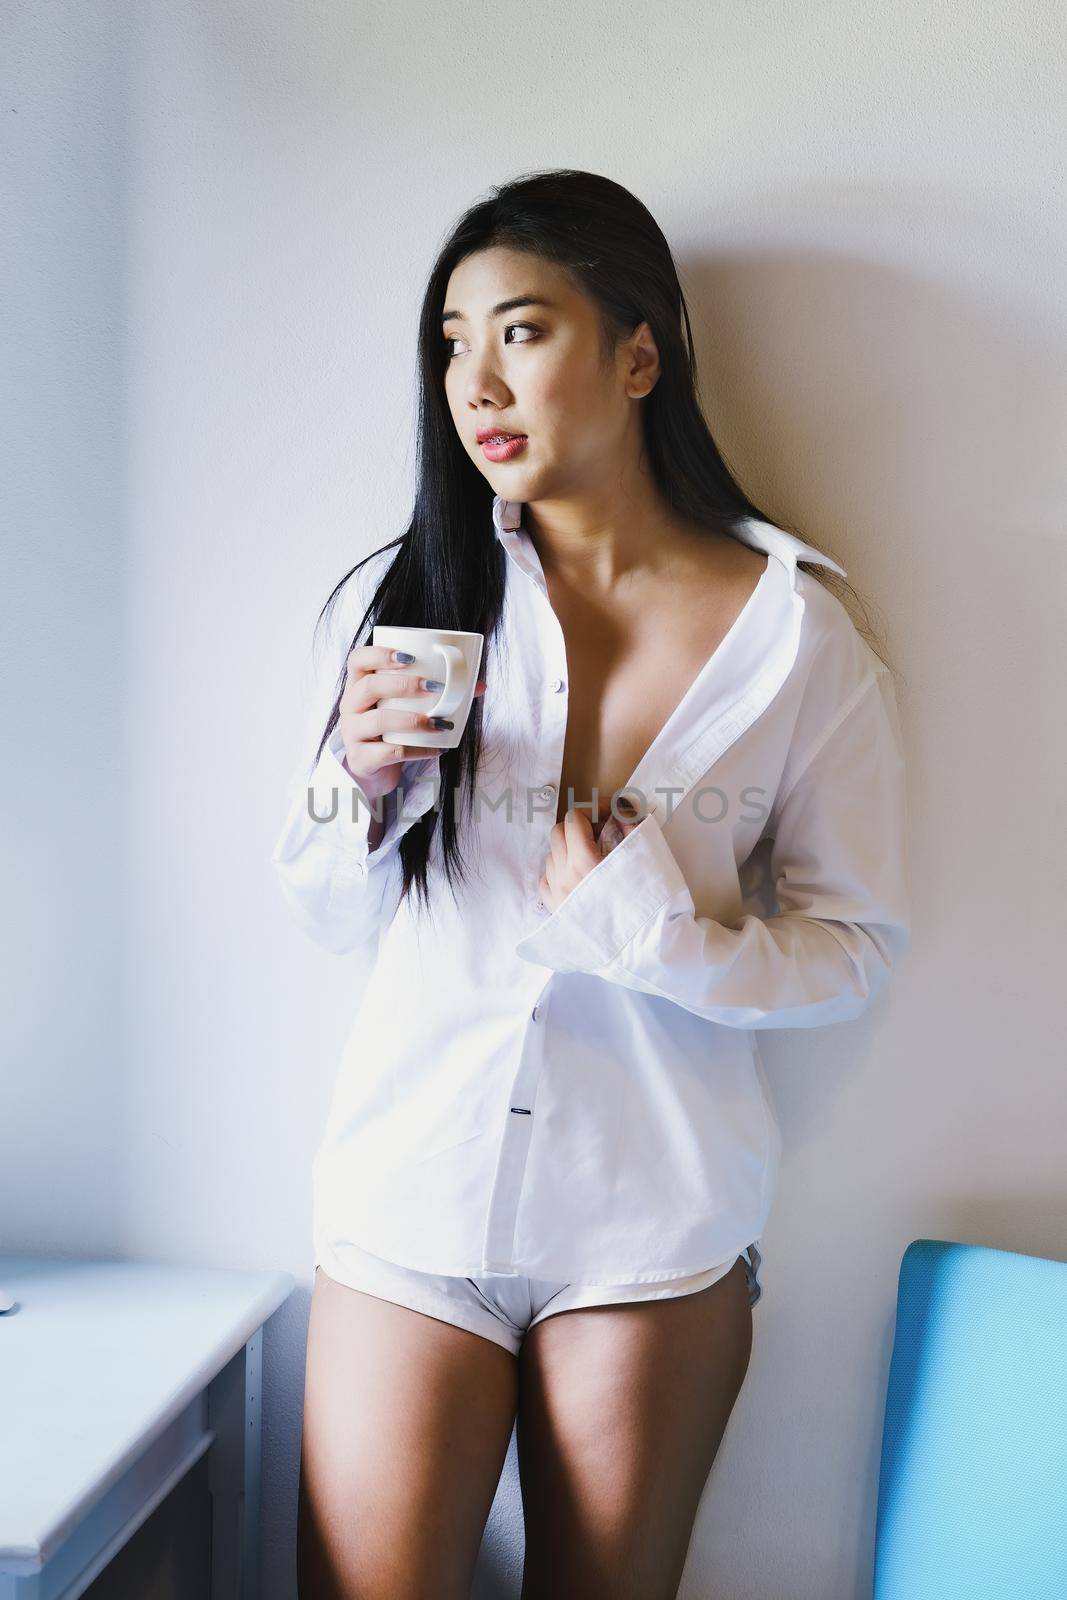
443, 323, 541, 360
505, 322, 540, 344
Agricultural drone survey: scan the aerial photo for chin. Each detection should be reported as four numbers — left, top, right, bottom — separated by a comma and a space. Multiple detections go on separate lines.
493, 463, 546, 495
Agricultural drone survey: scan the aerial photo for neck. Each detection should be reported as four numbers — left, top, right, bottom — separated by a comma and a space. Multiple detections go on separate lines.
522, 485, 697, 595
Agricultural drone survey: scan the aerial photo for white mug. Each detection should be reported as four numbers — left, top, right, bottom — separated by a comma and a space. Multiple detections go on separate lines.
371, 625, 485, 750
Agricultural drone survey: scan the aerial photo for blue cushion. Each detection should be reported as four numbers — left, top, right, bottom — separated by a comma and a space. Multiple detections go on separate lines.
875, 1238, 1067, 1596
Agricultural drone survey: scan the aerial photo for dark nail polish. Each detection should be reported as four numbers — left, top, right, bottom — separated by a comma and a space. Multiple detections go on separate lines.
423, 679, 444, 691
394, 650, 415, 663
430, 717, 454, 730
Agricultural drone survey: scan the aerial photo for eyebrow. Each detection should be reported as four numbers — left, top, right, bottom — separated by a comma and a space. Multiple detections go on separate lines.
440, 295, 558, 325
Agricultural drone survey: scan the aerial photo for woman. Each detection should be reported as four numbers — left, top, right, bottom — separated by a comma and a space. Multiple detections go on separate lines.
273, 169, 911, 1599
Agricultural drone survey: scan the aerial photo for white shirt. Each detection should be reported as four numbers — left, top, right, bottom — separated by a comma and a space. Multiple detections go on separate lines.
272, 495, 911, 1284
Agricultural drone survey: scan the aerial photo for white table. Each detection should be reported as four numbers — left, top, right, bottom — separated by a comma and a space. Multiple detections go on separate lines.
0, 1255, 295, 1599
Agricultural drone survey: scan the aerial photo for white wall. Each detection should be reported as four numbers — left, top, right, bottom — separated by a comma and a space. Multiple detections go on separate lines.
2, 5, 127, 1252
6, 1, 1066, 1595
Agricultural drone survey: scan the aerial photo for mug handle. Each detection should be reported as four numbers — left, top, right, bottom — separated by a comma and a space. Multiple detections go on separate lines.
427, 643, 466, 718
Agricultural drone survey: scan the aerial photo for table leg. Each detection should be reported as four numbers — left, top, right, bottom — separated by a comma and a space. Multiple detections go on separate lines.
207, 1336, 261, 1599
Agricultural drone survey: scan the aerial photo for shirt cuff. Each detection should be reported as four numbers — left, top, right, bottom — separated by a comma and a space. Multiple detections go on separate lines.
312, 726, 440, 876
513, 811, 691, 973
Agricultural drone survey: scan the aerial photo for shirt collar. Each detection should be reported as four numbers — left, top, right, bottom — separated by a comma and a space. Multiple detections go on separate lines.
491, 495, 847, 582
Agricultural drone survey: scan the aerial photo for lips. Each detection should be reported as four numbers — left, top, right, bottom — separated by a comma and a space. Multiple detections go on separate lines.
480, 434, 528, 462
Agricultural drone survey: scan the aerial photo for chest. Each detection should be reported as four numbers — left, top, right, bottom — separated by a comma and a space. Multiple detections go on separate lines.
547, 557, 767, 829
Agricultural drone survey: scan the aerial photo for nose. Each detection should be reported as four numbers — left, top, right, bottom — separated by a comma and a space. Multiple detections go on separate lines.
464, 357, 509, 410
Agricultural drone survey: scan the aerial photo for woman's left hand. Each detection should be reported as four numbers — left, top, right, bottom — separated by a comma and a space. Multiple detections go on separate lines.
537, 799, 640, 913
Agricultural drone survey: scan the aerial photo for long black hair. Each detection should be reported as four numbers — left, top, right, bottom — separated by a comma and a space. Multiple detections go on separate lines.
312, 167, 892, 918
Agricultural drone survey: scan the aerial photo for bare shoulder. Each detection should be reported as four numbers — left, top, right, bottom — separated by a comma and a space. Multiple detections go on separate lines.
676, 526, 770, 601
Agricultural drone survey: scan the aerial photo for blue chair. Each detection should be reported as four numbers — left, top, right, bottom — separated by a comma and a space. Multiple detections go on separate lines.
874, 1238, 1067, 1597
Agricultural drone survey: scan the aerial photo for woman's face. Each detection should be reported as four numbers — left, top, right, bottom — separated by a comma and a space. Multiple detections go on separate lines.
441, 246, 657, 504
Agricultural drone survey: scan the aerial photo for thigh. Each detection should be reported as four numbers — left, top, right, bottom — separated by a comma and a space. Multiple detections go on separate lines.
516, 1255, 753, 1600
299, 1264, 518, 1600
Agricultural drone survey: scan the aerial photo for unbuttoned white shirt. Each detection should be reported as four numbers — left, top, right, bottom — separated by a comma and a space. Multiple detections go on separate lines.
271, 495, 911, 1283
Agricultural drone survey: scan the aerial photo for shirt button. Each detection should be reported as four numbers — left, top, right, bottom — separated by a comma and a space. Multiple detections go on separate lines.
537, 784, 555, 803
352, 861, 367, 881
532, 1003, 541, 1021
549, 678, 565, 693
535, 898, 546, 912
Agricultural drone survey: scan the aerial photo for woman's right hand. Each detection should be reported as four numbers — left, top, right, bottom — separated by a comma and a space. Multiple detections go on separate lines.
337, 644, 487, 802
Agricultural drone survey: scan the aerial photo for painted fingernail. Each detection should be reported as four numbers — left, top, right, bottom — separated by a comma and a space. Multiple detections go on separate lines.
393, 650, 415, 663
422, 678, 444, 691
430, 717, 454, 730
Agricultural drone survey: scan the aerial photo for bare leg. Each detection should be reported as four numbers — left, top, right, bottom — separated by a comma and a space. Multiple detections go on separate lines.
299, 1265, 519, 1599
516, 1255, 753, 1600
